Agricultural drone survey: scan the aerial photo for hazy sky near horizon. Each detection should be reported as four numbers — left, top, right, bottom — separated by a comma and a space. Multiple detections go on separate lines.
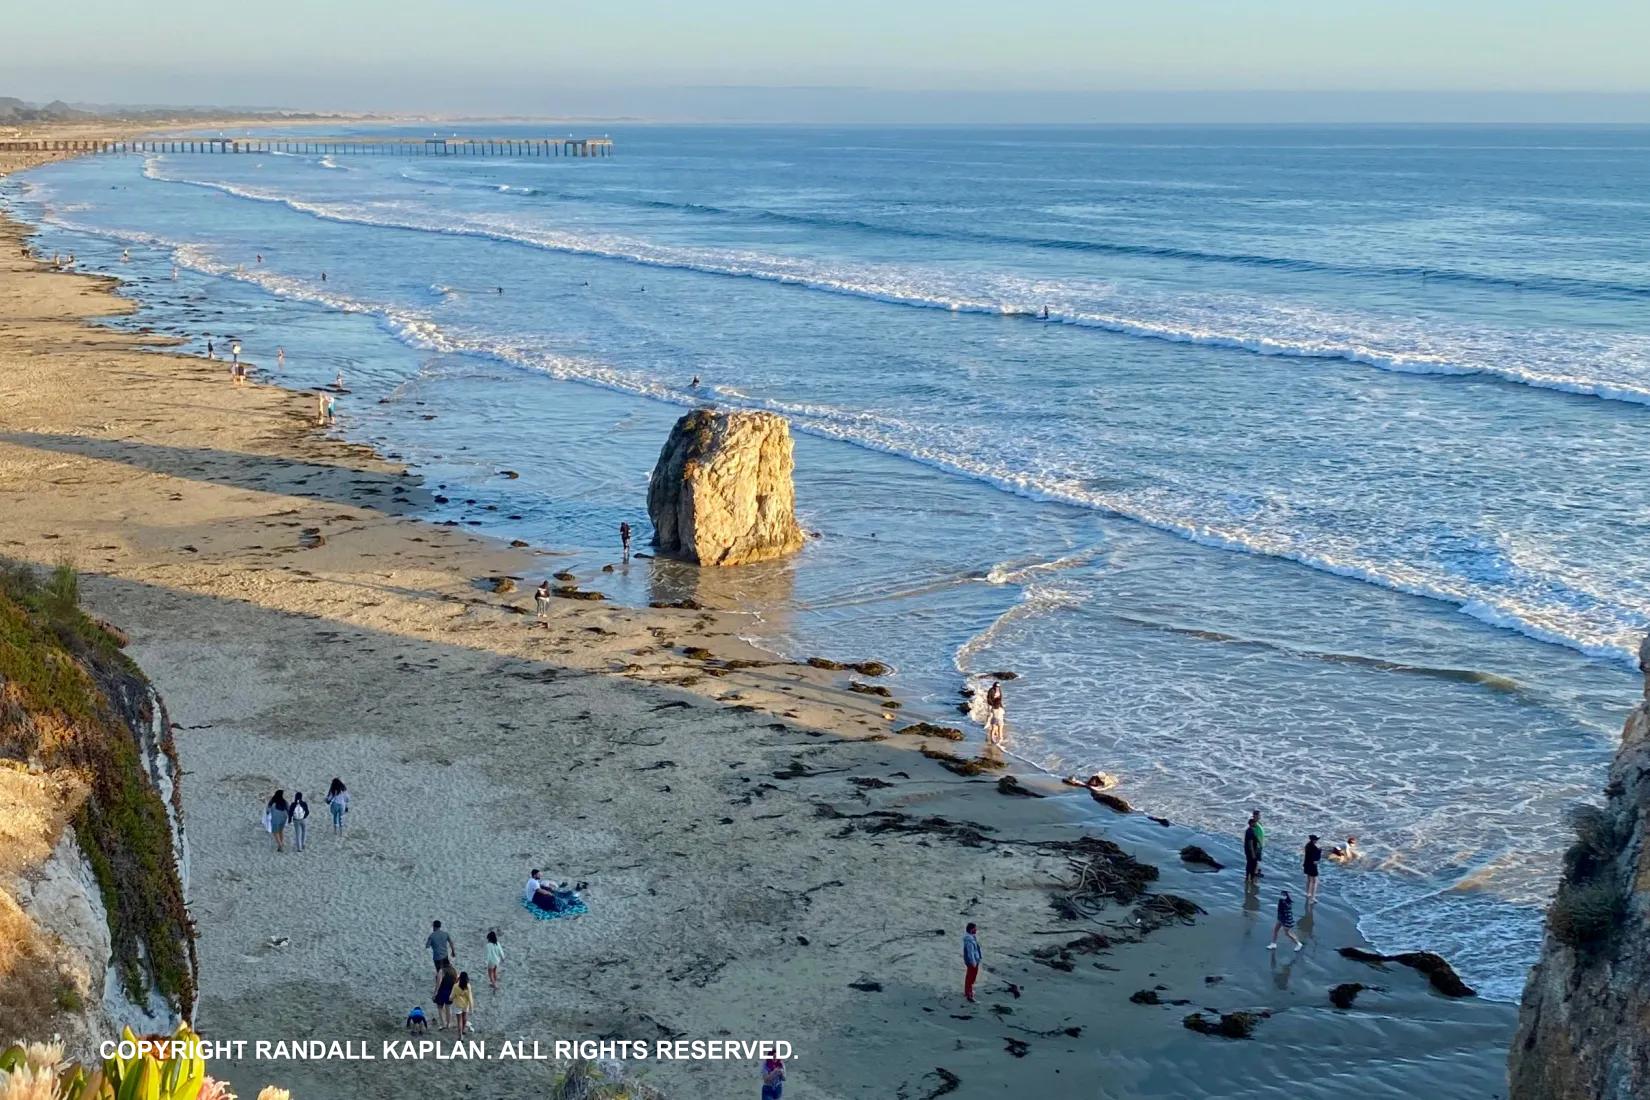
11, 0, 1650, 121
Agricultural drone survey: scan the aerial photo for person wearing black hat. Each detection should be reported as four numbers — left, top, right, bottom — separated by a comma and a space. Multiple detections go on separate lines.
1303, 834, 1325, 902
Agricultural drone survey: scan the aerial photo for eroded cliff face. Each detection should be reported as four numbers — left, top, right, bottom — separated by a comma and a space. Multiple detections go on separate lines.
647, 409, 805, 567
0, 565, 194, 1060
1510, 634, 1650, 1100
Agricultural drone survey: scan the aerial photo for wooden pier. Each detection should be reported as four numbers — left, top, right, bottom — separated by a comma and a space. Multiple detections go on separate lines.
0, 136, 613, 157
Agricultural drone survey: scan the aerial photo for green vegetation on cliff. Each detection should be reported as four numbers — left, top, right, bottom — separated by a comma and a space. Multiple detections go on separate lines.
0, 561, 195, 1016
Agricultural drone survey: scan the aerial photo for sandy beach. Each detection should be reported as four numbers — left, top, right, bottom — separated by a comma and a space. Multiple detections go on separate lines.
0, 135, 1518, 1099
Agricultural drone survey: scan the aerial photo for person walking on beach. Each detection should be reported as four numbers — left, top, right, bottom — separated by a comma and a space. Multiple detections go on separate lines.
432, 959, 458, 1031
452, 972, 474, 1038
485, 930, 504, 991
265, 790, 290, 853
1268, 890, 1303, 951
961, 923, 983, 1003
534, 580, 552, 628
619, 522, 632, 561
426, 920, 455, 972
1244, 811, 1265, 888
983, 681, 1006, 747
761, 1056, 786, 1100
289, 791, 310, 852
1303, 834, 1325, 901
206, 339, 215, 361
325, 777, 349, 833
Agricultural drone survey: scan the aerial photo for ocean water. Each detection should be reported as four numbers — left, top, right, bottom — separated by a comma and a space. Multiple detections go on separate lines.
6, 124, 1648, 1000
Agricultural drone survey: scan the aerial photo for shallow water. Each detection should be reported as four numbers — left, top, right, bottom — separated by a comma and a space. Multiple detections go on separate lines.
6, 123, 1646, 999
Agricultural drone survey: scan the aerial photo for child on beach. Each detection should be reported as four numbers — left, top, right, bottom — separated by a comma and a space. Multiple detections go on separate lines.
289, 791, 310, 852
325, 777, 349, 832
761, 1056, 785, 1100
534, 581, 552, 627
961, 923, 983, 1002
1329, 836, 1359, 863
405, 1006, 428, 1035
486, 930, 504, 991
1269, 890, 1303, 951
984, 681, 1006, 747
452, 972, 474, 1038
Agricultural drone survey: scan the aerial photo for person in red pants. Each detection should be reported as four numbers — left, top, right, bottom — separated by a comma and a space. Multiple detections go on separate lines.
962, 923, 983, 1002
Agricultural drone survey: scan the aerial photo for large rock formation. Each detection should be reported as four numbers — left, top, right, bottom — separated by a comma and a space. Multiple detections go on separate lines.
0, 564, 194, 1060
1510, 634, 1650, 1099
647, 409, 804, 566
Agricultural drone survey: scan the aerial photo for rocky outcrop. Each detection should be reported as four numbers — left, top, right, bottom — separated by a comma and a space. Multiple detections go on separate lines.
1510, 634, 1650, 1100
0, 564, 194, 1059
647, 409, 804, 566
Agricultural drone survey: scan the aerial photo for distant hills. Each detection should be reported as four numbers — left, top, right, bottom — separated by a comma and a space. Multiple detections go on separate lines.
0, 96, 347, 123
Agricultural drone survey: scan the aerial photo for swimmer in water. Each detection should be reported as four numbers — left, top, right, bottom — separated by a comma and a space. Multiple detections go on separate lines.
690, 376, 700, 388
121, 249, 130, 262
276, 347, 285, 366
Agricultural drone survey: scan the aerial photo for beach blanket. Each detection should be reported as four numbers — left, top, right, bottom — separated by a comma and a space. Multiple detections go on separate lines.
521, 894, 588, 921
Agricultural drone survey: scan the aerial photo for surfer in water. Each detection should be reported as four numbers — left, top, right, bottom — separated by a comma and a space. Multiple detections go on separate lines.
690, 375, 700, 389
1040, 304, 1049, 320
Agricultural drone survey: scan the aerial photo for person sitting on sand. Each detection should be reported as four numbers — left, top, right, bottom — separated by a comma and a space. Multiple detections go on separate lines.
984, 681, 1006, 747
1329, 836, 1359, 863
525, 868, 585, 914
406, 1006, 429, 1035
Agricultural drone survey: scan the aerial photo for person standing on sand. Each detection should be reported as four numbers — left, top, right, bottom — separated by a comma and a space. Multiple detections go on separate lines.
534, 581, 552, 627
265, 790, 289, 852
984, 681, 1006, 747
426, 920, 455, 971
619, 522, 632, 561
289, 791, 310, 852
432, 960, 458, 1030
1269, 890, 1303, 951
961, 923, 983, 1002
206, 339, 214, 361
452, 972, 474, 1037
1244, 811, 1265, 888
325, 777, 349, 832
1303, 834, 1324, 901
761, 1056, 785, 1100
485, 930, 504, 991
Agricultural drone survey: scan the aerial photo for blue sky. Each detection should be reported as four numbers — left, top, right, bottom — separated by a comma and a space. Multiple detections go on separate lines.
10, 0, 1650, 121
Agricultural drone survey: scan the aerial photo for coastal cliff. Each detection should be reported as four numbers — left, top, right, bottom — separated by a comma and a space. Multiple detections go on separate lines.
0, 562, 194, 1060
1510, 634, 1650, 1099
647, 409, 804, 566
